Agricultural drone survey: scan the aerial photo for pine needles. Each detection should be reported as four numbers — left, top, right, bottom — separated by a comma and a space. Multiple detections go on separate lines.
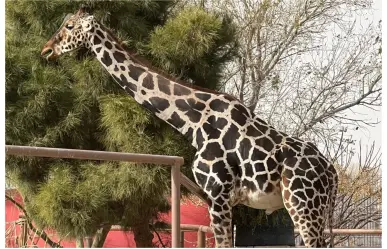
6, 0, 238, 243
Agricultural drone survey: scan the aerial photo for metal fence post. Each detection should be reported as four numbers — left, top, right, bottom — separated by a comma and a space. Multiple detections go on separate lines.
197, 231, 205, 248
180, 231, 185, 247
171, 162, 181, 248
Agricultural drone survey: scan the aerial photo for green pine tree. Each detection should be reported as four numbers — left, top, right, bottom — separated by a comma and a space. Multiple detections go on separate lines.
6, 0, 237, 247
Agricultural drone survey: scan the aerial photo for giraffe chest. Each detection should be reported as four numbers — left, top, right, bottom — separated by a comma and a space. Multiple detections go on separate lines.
232, 179, 284, 214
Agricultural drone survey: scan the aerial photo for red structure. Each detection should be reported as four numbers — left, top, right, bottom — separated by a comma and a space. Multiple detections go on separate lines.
5, 189, 214, 248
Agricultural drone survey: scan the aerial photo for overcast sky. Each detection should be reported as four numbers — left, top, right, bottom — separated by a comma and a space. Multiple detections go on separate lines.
345, 0, 381, 164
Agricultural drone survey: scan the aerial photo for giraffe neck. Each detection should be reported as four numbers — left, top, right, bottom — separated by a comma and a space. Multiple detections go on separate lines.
86, 22, 220, 148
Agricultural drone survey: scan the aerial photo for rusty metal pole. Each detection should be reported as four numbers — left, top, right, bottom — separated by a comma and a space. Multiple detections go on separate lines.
5, 145, 186, 246
197, 231, 205, 248
5, 145, 183, 166
171, 162, 181, 248
294, 229, 383, 235
180, 231, 185, 248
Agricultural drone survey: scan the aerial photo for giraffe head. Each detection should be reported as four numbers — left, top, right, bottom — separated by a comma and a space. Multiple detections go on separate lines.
41, 7, 94, 60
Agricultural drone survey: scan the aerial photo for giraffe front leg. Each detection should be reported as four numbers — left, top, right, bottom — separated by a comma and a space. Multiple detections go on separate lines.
191, 156, 235, 247
208, 199, 233, 247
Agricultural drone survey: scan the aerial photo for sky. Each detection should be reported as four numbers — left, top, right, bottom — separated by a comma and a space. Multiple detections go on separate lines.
344, 0, 382, 165
0, 1, 384, 244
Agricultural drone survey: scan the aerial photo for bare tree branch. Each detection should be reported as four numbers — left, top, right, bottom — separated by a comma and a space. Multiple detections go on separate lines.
5, 194, 63, 248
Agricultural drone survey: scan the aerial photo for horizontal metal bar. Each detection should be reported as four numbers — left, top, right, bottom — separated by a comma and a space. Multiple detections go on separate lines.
110, 224, 381, 236
295, 229, 382, 235
181, 224, 213, 233
179, 173, 208, 203
110, 224, 213, 233
5, 145, 184, 166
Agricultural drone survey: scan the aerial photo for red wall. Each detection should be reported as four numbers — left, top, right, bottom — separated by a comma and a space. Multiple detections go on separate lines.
5, 190, 214, 248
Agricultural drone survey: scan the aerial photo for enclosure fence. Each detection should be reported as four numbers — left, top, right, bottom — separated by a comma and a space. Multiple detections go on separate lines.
5, 145, 185, 247
5, 145, 382, 248
331, 196, 382, 247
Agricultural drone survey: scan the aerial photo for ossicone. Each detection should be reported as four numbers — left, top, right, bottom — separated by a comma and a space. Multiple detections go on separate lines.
76, 5, 92, 16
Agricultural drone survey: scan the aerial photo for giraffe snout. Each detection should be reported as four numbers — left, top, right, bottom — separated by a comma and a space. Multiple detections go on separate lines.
41, 41, 58, 61
41, 46, 53, 57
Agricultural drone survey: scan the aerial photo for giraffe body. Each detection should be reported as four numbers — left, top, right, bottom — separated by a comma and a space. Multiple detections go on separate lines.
41, 7, 338, 247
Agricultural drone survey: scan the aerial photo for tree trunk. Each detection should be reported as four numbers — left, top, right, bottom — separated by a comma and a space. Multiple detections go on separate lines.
76, 237, 84, 248
85, 237, 93, 248
133, 222, 154, 248
92, 225, 111, 248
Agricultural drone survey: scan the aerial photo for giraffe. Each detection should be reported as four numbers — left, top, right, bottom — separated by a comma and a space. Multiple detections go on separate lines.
41, 7, 338, 247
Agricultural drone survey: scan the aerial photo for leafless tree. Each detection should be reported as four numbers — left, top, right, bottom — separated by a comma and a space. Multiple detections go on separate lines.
197, 0, 381, 154
330, 141, 381, 246
200, 0, 381, 245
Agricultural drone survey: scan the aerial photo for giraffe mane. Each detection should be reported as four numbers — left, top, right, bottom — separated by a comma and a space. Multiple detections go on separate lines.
98, 22, 240, 102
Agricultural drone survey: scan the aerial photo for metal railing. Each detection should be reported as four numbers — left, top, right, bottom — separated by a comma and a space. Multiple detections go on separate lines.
5, 145, 185, 247
110, 224, 382, 247
5, 145, 383, 248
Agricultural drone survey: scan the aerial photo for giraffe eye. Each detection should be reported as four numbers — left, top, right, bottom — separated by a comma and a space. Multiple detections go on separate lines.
65, 24, 74, 30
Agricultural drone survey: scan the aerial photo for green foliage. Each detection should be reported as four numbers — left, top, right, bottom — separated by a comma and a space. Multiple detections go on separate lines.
27, 162, 171, 238
99, 95, 196, 160
148, 7, 238, 89
99, 95, 196, 181
149, 7, 222, 65
6, 0, 237, 242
